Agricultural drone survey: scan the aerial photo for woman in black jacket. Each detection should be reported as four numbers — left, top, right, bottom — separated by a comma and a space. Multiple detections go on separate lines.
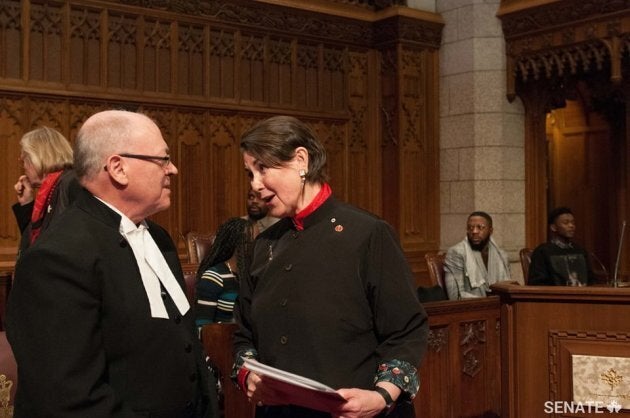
12, 127, 80, 255
233, 116, 428, 418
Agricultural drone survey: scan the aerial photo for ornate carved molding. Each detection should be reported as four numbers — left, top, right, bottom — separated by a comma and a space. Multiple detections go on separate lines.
112, 0, 408, 13
112, 0, 375, 46
373, 15, 442, 49
428, 327, 448, 353
512, 40, 610, 83
498, 0, 630, 98
460, 320, 487, 378
499, 0, 630, 39
104, 0, 441, 48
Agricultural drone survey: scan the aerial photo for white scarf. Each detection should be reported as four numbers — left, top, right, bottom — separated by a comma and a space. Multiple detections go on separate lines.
464, 236, 511, 289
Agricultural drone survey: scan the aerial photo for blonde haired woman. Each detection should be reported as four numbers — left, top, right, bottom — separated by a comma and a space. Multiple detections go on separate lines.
12, 127, 80, 253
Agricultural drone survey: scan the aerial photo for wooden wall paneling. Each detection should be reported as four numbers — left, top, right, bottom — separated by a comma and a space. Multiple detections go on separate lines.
142, 17, 172, 94
207, 114, 244, 227
625, 91, 630, 280
267, 36, 293, 107
379, 43, 441, 286
176, 110, 207, 237
547, 101, 614, 268
0, 0, 444, 273
296, 42, 320, 109
28, 1, 64, 85
106, 12, 140, 91
322, 46, 346, 112
311, 119, 346, 200
520, 86, 552, 248
176, 21, 205, 97
68, 4, 102, 88
239, 31, 266, 105
380, 45, 400, 235
0, 96, 24, 256
347, 49, 380, 214
0, 1, 22, 80
209, 28, 236, 101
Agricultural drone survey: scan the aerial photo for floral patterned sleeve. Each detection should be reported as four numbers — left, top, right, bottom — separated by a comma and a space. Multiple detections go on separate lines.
374, 359, 420, 399
230, 348, 258, 390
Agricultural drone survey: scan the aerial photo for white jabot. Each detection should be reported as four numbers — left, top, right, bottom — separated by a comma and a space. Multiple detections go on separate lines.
119, 217, 190, 319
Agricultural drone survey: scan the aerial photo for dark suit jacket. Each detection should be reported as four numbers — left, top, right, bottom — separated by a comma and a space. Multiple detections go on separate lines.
6, 188, 208, 418
11, 169, 82, 256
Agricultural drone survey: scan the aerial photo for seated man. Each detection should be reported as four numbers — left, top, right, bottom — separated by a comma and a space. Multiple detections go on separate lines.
241, 186, 279, 237
444, 211, 511, 299
529, 206, 594, 286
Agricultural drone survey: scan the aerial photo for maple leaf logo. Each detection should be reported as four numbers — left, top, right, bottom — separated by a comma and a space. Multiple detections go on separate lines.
607, 400, 622, 413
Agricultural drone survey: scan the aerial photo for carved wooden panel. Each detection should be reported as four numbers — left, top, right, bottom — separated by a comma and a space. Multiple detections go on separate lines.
0, 0, 443, 278
548, 330, 630, 407
0, 1, 22, 80
496, 284, 630, 418
417, 298, 501, 418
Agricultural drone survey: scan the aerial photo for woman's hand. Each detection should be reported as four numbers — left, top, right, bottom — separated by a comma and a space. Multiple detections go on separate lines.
332, 388, 388, 418
14, 175, 34, 205
244, 371, 285, 407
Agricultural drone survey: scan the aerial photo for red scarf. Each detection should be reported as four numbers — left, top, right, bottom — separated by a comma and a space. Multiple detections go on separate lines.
30, 170, 63, 244
292, 183, 332, 231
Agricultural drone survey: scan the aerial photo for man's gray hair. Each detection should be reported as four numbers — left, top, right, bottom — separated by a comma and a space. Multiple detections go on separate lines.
74, 110, 149, 181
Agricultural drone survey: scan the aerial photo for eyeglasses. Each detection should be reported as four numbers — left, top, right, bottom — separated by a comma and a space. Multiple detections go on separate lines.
467, 224, 488, 232
119, 153, 171, 168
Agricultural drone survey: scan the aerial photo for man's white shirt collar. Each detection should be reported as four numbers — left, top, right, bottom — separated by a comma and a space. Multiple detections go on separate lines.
96, 197, 190, 319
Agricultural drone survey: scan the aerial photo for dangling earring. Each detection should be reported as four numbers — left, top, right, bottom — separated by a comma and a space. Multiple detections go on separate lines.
299, 169, 306, 184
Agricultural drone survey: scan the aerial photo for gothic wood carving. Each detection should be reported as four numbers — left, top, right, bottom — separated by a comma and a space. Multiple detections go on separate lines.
0, 0, 442, 283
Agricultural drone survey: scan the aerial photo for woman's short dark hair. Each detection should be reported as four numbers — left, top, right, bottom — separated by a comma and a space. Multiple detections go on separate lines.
240, 115, 329, 184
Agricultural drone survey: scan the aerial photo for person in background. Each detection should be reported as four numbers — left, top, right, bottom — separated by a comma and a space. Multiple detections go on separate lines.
195, 217, 253, 328
195, 217, 253, 418
242, 186, 279, 237
528, 206, 594, 286
6, 110, 210, 417
444, 211, 511, 300
12, 127, 80, 255
233, 115, 428, 418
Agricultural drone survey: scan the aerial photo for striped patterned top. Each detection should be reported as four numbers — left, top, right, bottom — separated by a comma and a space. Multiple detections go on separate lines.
195, 263, 238, 327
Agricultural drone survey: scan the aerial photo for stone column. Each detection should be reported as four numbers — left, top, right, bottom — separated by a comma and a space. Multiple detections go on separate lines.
436, 0, 526, 280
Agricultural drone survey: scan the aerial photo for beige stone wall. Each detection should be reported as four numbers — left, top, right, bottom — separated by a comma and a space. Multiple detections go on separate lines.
436, 0, 526, 282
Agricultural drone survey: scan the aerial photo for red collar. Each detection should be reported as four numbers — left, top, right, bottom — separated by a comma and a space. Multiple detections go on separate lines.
292, 183, 331, 231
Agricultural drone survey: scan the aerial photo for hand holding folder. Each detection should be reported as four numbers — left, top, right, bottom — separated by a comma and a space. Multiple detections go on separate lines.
243, 358, 346, 413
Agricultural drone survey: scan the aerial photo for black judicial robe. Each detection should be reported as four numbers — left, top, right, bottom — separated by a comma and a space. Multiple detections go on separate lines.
6, 188, 208, 417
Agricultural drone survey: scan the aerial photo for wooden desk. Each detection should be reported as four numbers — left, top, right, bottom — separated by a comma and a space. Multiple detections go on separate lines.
416, 297, 501, 418
200, 297, 503, 418
493, 283, 630, 417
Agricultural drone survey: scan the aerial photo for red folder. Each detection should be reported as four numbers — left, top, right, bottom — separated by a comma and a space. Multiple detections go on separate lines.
243, 358, 346, 413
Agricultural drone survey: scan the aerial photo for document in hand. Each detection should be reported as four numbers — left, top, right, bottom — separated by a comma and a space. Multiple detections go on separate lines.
243, 357, 346, 412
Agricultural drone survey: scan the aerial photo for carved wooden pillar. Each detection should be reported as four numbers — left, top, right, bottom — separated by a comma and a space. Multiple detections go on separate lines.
620, 85, 630, 278
374, 12, 443, 281
518, 86, 552, 247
